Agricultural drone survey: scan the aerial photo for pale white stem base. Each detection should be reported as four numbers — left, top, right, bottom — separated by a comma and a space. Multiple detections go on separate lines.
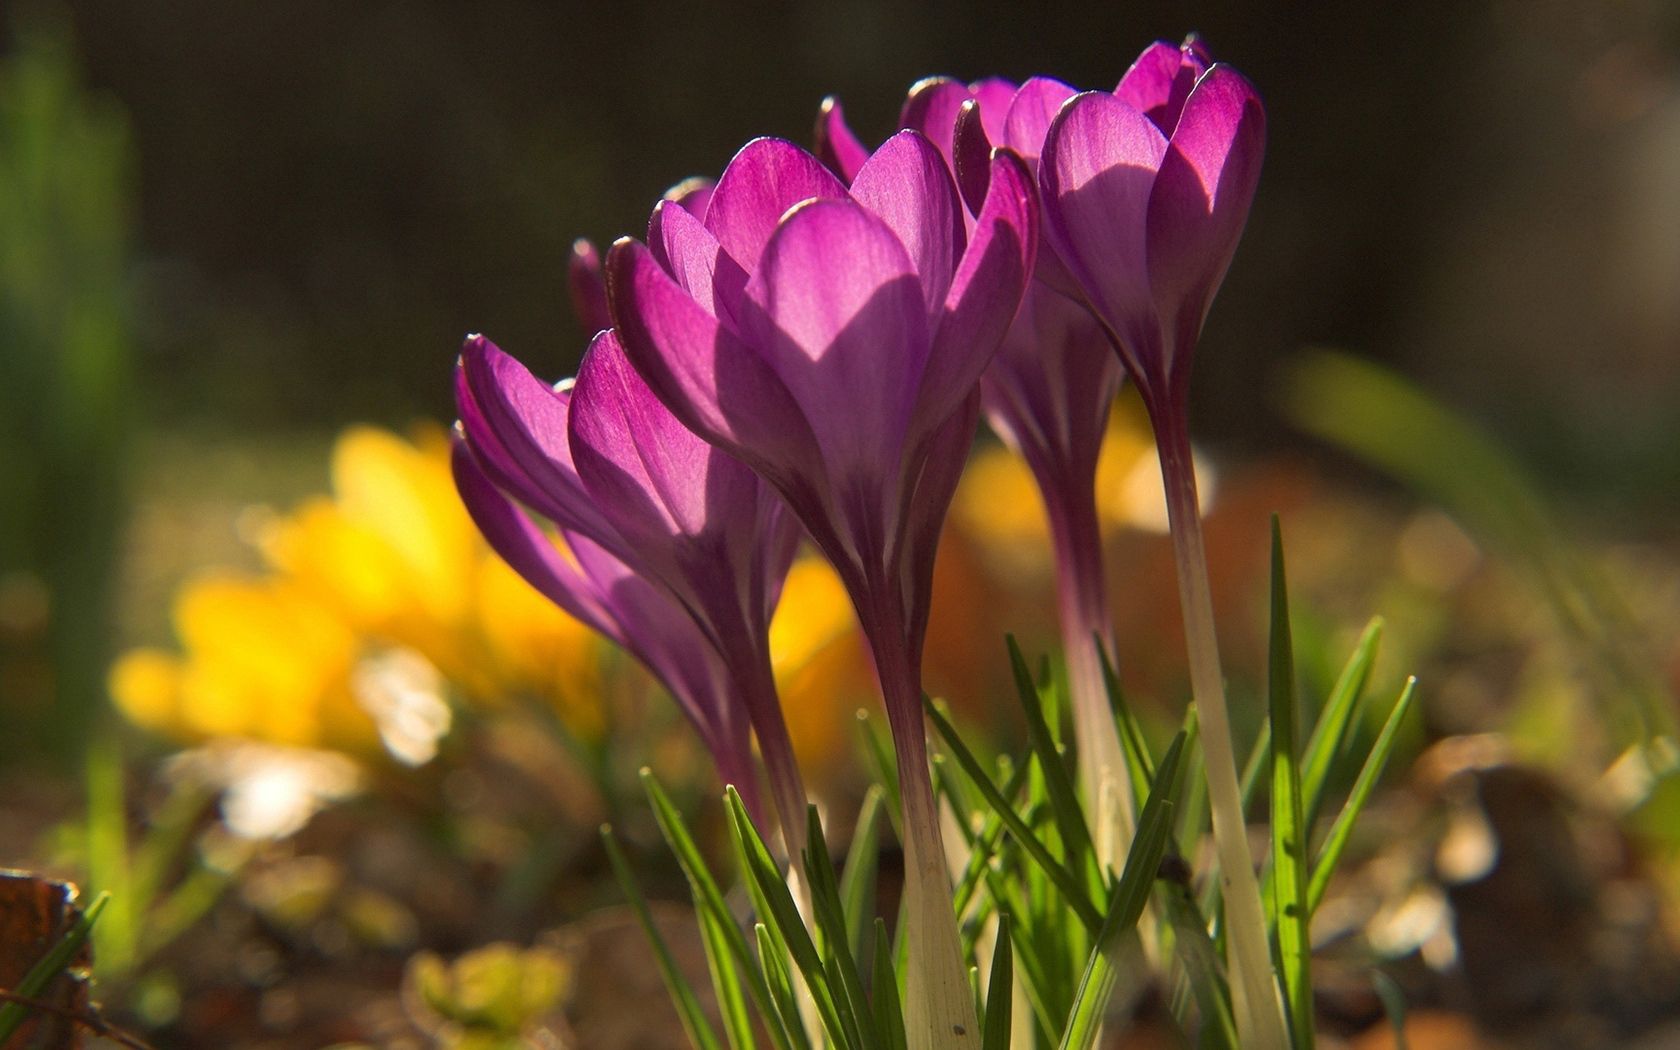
1157, 413, 1290, 1050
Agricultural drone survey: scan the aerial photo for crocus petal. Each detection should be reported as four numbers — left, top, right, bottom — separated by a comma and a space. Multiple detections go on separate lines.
450, 438, 619, 644
813, 96, 870, 182
898, 76, 972, 161
665, 175, 714, 216
703, 138, 848, 270
913, 148, 1036, 433
1145, 65, 1265, 376
570, 329, 753, 546
1116, 40, 1208, 133
567, 239, 611, 335
980, 282, 1122, 485
968, 77, 1017, 144
562, 528, 736, 756
606, 238, 824, 491
457, 335, 625, 545
951, 101, 994, 220
454, 362, 570, 526
647, 177, 716, 271
1001, 76, 1079, 165
899, 391, 980, 656
651, 198, 748, 322
848, 130, 965, 317
1040, 90, 1170, 381
737, 198, 929, 475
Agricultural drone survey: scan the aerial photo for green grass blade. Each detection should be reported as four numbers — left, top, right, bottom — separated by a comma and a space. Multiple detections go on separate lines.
0, 891, 108, 1044
803, 805, 883, 1050
725, 789, 853, 1049
870, 918, 909, 1050
1008, 637, 1100, 887
85, 735, 134, 976
840, 786, 886, 960
1098, 640, 1156, 812
1158, 875, 1237, 1050
641, 771, 792, 1050
1307, 678, 1418, 913
856, 711, 903, 835
924, 697, 1102, 932
1371, 970, 1408, 1050
953, 756, 1029, 923
700, 905, 759, 1050
1266, 519, 1315, 1050
981, 913, 1014, 1050
601, 826, 726, 1050
980, 860, 1058, 1040
1240, 720, 1272, 821
1301, 618, 1383, 830
1059, 733, 1188, 1050
758, 923, 813, 1050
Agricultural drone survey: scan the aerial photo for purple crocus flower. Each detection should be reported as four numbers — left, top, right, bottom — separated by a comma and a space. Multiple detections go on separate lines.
452, 331, 807, 847
607, 132, 1036, 1047
572, 178, 716, 338
453, 444, 762, 809
1038, 38, 1263, 422
1033, 39, 1283, 1050
822, 74, 1138, 862
567, 239, 612, 336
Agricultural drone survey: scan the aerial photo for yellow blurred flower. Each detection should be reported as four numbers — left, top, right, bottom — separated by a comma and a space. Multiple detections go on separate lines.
770, 555, 874, 777
953, 397, 1170, 556
111, 424, 603, 762
111, 572, 372, 753
112, 424, 879, 783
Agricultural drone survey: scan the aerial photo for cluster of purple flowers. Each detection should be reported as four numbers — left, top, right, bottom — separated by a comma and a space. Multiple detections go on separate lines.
452, 35, 1267, 1048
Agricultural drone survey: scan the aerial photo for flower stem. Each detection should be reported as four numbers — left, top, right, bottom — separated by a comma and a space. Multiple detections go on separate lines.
871, 602, 979, 1050
1153, 409, 1289, 1050
742, 664, 814, 873
1046, 485, 1136, 870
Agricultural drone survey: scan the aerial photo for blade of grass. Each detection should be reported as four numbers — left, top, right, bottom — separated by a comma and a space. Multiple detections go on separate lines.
870, 918, 909, 1050
980, 856, 1059, 1039
803, 805, 883, 1050
1371, 970, 1408, 1050
700, 904, 759, 1050
85, 735, 134, 976
601, 825, 726, 1050
1307, 678, 1418, 913
1266, 518, 1314, 1050
981, 913, 1014, 1050
0, 891, 108, 1044
1158, 873, 1237, 1050
1059, 732, 1188, 1050
725, 788, 853, 1050
642, 771, 793, 1050
953, 755, 1030, 924
840, 786, 886, 960
856, 711, 903, 834
924, 698, 1102, 932
758, 923, 813, 1050
1008, 637, 1102, 892
1301, 618, 1383, 830
1240, 721, 1272, 821
1098, 641, 1156, 812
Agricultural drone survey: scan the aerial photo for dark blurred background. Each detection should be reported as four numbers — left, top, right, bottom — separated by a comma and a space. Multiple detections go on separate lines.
2, 0, 1678, 763
23, 0, 1680, 479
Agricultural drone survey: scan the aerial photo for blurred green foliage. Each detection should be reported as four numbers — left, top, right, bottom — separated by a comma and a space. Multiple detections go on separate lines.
1283, 349, 1678, 759
0, 6, 134, 764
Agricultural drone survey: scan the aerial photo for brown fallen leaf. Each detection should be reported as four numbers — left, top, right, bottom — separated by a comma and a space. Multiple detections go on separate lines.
0, 869, 92, 1050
